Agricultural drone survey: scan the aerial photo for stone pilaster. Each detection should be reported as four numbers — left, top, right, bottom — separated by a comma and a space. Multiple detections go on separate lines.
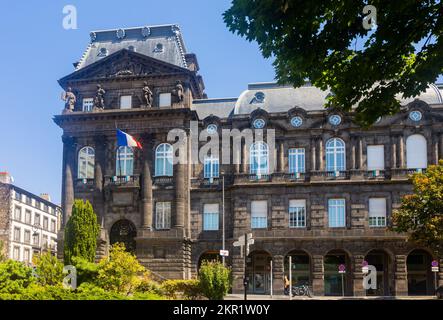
391, 136, 397, 169
93, 135, 106, 227
311, 138, 316, 171
398, 135, 405, 168
394, 255, 408, 296
241, 139, 247, 173
277, 141, 284, 172
312, 255, 324, 296
358, 138, 363, 169
351, 137, 356, 170
317, 138, 324, 171
174, 135, 187, 229
433, 136, 439, 165
61, 136, 76, 227
141, 133, 154, 229
353, 254, 365, 296
272, 255, 284, 295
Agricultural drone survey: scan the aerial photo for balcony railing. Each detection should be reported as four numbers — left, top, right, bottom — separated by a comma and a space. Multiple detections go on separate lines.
310, 170, 350, 181
104, 175, 140, 188
153, 176, 174, 186
75, 178, 95, 191
191, 177, 222, 189
391, 168, 426, 177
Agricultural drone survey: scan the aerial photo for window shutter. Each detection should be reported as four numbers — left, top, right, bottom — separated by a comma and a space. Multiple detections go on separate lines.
369, 198, 386, 217
289, 199, 306, 208
251, 201, 267, 217
204, 204, 219, 213
367, 145, 385, 170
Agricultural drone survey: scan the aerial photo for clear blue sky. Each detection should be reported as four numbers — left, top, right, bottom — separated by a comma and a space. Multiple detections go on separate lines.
0, 1, 441, 205
0, 0, 275, 204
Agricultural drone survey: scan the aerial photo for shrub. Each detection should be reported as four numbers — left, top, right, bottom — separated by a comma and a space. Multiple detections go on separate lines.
71, 256, 100, 286
135, 278, 165, 296
198, 261, 231, 300
161, 279, 202, 300
64, 200, 100, 265
0, 260, 35, 294
33, 252, 64, 286
97, 243, 146, 295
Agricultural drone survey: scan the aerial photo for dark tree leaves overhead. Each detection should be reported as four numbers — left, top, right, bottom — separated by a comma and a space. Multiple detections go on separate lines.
223, 0, 443, 126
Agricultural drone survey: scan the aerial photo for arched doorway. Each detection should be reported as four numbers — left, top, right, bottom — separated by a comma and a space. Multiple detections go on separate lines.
284, 250, 311, 287
198, 251, 221, 271
246, 250, 272, 294
407, 249, 434, 295
364, 249, 392, 296
110, 219, 137, 253
324, 250, 352, 296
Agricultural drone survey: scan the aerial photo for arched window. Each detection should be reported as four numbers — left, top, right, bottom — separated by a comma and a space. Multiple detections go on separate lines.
116, 146, 134, 176
406, 134, 427, 169
78, 147, 95, 179
326, 138, 346, 172
204, 155, 219, 179
250, 142, 269, 175
155, 143, 173, 176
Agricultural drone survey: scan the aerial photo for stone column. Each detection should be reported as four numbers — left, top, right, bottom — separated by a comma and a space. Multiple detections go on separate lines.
141, 134, 153, 229
241, 140, 248, 173
398, 135, 405, 168
277, 141, 284, 172
174, 135, 187, 229
351, 137, 356, 170
272, 255, 285, 295
394, 255, 408, 296
353, 254, 365, 296
312, 255, 324, 296
358, 138, 363, 169
433, 136, 439, 165
391, 136, 397, 169
61, 136, 75, 227
311, 139, 317, 171
318, 138, 324, 171
93, 135, 106, 227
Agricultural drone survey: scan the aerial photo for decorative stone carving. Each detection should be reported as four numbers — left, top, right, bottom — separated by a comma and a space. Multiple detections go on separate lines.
172, 80, 184, 103
93, 84, 106, 110
61, 87, 76, 114
142, 81, 153, 108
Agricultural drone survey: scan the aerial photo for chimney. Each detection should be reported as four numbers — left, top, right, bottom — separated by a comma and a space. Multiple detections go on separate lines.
40, 193, 51, 202
0, 172, 13, 184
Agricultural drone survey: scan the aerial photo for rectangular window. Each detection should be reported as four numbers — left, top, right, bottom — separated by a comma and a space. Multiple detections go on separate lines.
204, 157, 219, 179
289, 199, 306, 228
14, 206, 21, 221
13, 227, 21, 242
13, 246, 20, 261
203, 204, 219, 231
82, 98, 94, 112
15, 191, 21, 201
288, 148, 305, 174
34, 213, 40, 226
155, 202, 171, 230
328, 199, 346, 228
367, 145, 385, 170
42, 235, 48, 248
25, 210, 32, 224
26, 196, 32, 205
159, 93, 172, 107
120, 95, 132, 109
33, 233, 39, 246
251, 200, 268, 229
51, 220, 56, 233
43, 217, 49, 230
24, 230, 31, 244
369, 198, 387, 227
23, 249, 30, 263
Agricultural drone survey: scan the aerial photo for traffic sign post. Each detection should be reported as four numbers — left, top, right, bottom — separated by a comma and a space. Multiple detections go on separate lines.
432, 260, 439, 290
362, 260, 369, 274
233, 233, 254, 300
219, 250, 229, 257
338, 264, 346, 296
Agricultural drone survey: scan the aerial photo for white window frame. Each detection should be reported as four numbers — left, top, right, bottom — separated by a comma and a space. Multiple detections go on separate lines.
250, 142, 269, 175
155, 202, 171, 230
203, 204, 219, 231
326, 138, 346, 172
328, 198, 346, 228
23, 248, 30, 263
288, 148, 305, 174
289, 199, 306, 228
24, 230, 31, 244
116, 146, 134, 176
367, 145, 385, 170
159, 93, 172, 107
78, 146, 95, 179
82, 98, 94, 112
120, 95, 132, 109
369, 198, 387, 227
13, 246, 20, 261
155, 143, 173, 176
14, 206, 21, 221
204, 155, 219, 179
251, 200, 268, 229
13, 227, 21, 242
25, 210, 32, 224
406, 134, 428, 169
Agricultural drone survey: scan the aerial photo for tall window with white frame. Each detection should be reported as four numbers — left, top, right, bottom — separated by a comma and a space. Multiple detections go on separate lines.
78, 147, 95, 179
13, 227, 20, 241
116, 146, 134, 176
406, 134, 428, 170
204, 155, 219, 179
289, 199, 306, 228
14, 206, 21, 221
13, 246, 20, 261
251, 200, 268, 229
82, 98, 94, 112
367, 145, 385, 171
288, 148, 305, 174
368, 198, 387, 227
155, 202, 171, 230
328, 199, 346, 227
250, 142, 269, 176
155, 143, 173, 176
203, 204, 219, 231
326, 138, 346, 172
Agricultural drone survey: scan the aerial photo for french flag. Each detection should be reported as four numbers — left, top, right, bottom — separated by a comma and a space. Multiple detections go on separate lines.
116, 129, 142, 149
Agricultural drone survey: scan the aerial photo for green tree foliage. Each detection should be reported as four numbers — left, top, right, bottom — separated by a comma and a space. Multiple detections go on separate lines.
198, 261, 231, 300
33, 252, 64, 286
224, 1, 443, 126
71, 256, 100, 286
391, 160, 443, 256
0, 260, 35, 294
161, 279, 201, 300
64, 200, 100, 264
97, 243, 146, 295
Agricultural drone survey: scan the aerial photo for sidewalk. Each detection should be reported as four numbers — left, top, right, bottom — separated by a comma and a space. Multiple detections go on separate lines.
225, 294, 438, 300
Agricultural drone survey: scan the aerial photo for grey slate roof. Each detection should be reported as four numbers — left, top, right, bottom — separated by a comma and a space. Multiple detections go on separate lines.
76, 24, 188, 70
192, 98, 237, 119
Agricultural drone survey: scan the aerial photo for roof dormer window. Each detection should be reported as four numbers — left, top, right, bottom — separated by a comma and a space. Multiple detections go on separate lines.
250, 92, 265, 104
154, 43, 164, 53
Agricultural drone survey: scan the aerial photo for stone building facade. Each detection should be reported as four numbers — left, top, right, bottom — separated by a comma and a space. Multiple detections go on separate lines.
54, 24, 443, 296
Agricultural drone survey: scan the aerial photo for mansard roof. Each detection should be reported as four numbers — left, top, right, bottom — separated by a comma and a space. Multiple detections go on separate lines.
75, 24, 188, 70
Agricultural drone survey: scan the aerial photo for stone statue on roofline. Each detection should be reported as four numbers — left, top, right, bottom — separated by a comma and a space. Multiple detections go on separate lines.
93, 84, 106, 110
172, 80, 185, 104
61, 87, 76, 114
142, 81, 153, 108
